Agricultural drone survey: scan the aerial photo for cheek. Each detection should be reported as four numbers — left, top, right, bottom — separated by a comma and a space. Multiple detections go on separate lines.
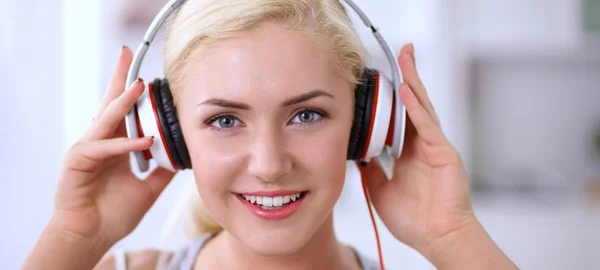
179, 125, 244, 216
294, 117, 353, 190
187, 137, 244, 226
189, 138, 242, 188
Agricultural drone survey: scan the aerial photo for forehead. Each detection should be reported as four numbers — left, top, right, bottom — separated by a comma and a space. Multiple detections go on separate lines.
179, 21, 351, 103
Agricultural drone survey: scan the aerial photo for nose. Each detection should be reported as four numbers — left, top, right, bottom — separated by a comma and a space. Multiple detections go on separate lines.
247, 129, 292, 182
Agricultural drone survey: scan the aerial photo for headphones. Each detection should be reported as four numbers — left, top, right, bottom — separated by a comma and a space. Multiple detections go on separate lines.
125, 0, 406, 174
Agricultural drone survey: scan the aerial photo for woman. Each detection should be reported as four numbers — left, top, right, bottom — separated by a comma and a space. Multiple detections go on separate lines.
22, 0, 517, 269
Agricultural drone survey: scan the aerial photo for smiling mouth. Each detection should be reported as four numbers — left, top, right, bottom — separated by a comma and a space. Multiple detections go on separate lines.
236, 191, 308, 210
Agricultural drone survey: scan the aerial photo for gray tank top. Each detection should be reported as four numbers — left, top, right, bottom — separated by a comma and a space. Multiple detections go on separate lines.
113, 233, 381, 270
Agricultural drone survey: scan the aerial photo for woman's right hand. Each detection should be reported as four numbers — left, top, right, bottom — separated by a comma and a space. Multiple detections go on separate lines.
51, 46, 175, 247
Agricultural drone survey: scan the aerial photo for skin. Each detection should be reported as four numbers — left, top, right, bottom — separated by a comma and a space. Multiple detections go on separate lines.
21, 20, 517, 270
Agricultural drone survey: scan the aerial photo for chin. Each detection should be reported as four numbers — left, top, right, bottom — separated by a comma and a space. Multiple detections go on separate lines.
236, 225, 313, 256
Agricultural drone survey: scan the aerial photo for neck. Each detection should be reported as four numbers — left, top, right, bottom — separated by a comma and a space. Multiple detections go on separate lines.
198, 214, 359, 270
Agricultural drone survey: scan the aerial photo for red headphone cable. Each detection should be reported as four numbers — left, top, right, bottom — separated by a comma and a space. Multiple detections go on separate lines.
357, 161, 385, 270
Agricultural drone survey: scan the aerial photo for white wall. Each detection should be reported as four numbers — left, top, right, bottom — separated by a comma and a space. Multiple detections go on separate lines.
471, 59, 600, 187
0, 1, 64, 269
459, 0, 583, 50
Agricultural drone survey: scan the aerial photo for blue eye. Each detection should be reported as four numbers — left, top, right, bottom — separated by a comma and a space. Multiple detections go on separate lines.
290, 109, 326, 124
208, 115, 241, 129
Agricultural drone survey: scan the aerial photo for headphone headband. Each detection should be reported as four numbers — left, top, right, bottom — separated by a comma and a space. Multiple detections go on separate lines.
125, 0, 406, 173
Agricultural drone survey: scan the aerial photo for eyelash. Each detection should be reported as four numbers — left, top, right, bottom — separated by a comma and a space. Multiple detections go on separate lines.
203, 108, 331, 132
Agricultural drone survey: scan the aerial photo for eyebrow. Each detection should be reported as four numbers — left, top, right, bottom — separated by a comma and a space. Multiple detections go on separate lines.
197, 99, 251, 110
197, 90, 335, 109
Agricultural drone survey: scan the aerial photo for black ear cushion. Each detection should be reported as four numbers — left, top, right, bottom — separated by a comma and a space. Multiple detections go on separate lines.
157, 78, 192, 169
152, 78, 192, 169
150, 79, 181, 168
347, 68, 377, 160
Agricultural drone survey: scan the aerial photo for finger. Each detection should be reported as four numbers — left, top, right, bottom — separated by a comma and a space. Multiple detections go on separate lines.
95, 46, 134, 119
398, 44, 440, 126
398, 83, 447, 146
405, 43, 418, 69
82, 78, 144, 141
113, 117, 128, 137
66, 136, 154, 173
144, 167, 176, 200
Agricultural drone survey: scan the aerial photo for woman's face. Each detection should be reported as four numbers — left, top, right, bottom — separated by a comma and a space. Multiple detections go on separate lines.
176, 21, 355, 256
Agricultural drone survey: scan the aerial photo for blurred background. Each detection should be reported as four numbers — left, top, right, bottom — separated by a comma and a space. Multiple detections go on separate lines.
1, 0, 599, 269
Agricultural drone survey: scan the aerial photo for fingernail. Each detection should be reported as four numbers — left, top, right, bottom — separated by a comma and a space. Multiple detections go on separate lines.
145, 136, 155, 140
129, 78, 144, 88
121, 45, 128, 51
403, 43, 412, 54
409, 43, 414, 54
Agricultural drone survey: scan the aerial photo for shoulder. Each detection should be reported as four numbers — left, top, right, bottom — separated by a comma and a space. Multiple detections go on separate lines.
93, 248, 173, 270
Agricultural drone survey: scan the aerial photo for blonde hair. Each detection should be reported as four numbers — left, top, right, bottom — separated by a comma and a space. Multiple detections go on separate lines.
163, 0, 367, 239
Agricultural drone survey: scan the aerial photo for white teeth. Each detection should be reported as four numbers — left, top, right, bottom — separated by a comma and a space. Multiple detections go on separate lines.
273, 196, 283, 207
263, 197, 273, 207
241, 192, 303, 207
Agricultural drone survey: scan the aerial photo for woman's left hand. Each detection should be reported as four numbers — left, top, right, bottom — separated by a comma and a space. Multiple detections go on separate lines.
363, 44, 515, 269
